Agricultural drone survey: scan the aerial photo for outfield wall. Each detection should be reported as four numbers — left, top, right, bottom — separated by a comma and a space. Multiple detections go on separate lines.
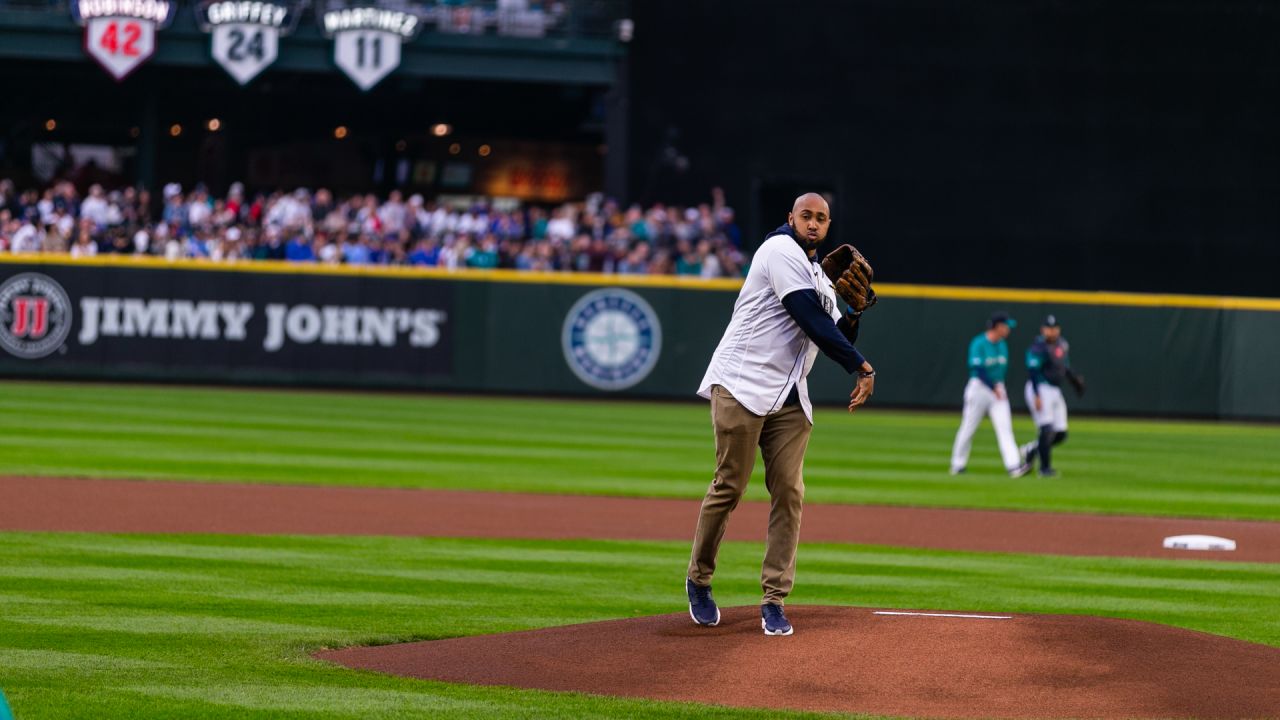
1, 257, 1277, 420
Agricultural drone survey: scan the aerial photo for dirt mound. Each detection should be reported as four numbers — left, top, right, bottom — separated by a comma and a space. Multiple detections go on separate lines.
317, 606, 1280, 719
3, 477, 1278, 562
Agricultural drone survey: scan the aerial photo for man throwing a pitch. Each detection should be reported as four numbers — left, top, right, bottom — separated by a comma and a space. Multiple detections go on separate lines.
686, 193, 876, 636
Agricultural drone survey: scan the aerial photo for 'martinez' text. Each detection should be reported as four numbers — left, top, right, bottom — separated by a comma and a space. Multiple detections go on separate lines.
76, 297, 447, 352
321, 7, 418, 37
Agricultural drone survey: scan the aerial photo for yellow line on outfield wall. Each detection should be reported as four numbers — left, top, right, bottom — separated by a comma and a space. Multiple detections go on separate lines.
2, 253, 1278, 311
879, 283, 1280, 311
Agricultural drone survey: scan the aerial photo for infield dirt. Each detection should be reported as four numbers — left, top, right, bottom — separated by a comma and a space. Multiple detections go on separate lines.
317, 606, 1280, 719
2, 476, 1277, 562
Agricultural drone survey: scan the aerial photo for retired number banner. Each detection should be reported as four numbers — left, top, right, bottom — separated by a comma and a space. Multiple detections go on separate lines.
197, 0, 301, 85
72, 0, 176, 81
320, 4, 421, 91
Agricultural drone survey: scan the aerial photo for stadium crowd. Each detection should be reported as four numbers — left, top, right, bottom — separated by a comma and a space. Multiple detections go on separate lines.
0, 178, 748, 278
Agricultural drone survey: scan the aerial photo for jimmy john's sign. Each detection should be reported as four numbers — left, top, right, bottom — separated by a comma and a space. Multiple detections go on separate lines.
197, 0, 302, 85
320, 5, 421, 91
76, 297, 446, 353
0, 268, 453, 380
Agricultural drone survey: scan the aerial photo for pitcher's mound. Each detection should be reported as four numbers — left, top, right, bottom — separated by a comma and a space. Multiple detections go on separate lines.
317, 606, 1280, 719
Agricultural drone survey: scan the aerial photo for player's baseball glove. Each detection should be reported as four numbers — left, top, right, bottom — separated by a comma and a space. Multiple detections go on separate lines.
821, 244, 878, 315
1067, 371, 1086, 398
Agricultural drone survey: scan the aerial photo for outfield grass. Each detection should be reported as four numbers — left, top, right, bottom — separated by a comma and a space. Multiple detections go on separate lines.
0, 532, 1277, 720
1, 381, 1276, 519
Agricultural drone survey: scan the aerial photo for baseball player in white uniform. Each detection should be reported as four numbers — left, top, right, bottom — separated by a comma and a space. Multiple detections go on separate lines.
949, 312, 1031, 477
684, 193, 877, 637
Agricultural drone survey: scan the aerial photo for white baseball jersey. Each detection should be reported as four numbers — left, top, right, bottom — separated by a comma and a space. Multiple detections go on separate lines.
697, 232, 840, 423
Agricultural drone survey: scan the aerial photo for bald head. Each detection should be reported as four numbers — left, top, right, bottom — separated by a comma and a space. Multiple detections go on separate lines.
788, 192, 832, 255
792, 193, 829, 216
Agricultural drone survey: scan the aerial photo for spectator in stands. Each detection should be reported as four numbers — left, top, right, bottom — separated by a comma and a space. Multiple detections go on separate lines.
0, 176, 753, 278
70, 227, 97, 258
408, 238, 441, 266
468, 233, 500, 268
285, 230, 314, 262
10, 212, 41, 253
379, 190, 407, 235
80, 184, 110, 228
618, 242, 651, 274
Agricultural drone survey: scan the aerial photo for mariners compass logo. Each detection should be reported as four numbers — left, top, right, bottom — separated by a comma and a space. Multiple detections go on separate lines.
562, 288, 662, 391
0, 273, 74, 359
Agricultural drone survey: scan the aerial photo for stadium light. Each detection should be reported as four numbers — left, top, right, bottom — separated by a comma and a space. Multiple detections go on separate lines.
169, 124, 182, 137
448, 142, 461, 155
44, 119, 56, 131
432, 123, 452, 137
334, 126, 349, 139
207, 118, 222, 132
478, 144, 492, 157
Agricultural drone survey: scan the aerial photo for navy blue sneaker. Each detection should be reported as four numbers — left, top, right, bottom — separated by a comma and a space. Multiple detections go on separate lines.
686, 578, 720, 626
761, 603, 793, 636
1038, 468, 1059, 478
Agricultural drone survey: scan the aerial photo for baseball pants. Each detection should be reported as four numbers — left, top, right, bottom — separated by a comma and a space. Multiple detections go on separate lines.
1025, 382, 1069, 432
688, 384, 811, 606
950, 377, 1023, 472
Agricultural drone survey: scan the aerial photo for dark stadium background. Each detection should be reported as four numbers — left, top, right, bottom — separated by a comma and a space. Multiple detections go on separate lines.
627, 1, 1280, 296
2, 0, 1277, 295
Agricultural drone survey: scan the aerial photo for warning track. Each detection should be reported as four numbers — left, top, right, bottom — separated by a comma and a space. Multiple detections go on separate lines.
2, 476, 1277, 562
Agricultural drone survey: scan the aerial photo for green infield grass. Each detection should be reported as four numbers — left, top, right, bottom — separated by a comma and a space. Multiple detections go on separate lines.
1, 381, 1277, 519
0, 532, 1277, 720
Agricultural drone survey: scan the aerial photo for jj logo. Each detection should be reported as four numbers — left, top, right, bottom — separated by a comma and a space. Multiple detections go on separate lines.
0, 273, 73, 359
9, 296, 50, 339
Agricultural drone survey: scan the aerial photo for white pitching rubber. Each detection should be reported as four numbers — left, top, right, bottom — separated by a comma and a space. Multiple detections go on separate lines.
873, 611, 1012, 619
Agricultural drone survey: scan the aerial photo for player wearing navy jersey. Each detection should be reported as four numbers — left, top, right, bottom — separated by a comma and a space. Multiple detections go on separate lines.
949, 312, 1031, 477
1020, 315, 1085, 477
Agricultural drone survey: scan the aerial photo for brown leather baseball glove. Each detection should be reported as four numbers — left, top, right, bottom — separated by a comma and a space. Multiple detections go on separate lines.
821, 244, 878, 315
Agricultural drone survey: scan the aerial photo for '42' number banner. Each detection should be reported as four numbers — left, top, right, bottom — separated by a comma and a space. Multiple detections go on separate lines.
71, 0, 177, 81
198, 1, 301, 86
320, 4, 421, 91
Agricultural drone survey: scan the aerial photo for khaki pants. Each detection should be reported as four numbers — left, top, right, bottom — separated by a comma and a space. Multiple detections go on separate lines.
687, 385, 812, 605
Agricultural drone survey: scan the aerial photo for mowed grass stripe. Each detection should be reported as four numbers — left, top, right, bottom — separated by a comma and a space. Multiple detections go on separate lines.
2, 381, 1278, 519
0, 533, 1278, 720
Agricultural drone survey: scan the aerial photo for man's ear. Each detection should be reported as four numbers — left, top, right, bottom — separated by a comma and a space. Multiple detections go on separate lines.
786, 212, 794, 226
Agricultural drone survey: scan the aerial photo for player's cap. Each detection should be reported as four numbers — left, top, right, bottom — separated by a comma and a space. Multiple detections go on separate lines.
1043, 314, 1060, 327
987, 312, 1016, 329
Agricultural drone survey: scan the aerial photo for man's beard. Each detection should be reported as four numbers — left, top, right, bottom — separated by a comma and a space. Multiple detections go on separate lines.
789, 221, 822, 253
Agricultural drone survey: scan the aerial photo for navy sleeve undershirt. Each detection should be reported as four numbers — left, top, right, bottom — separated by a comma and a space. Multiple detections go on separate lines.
780, 289, 866, 374
973, 366, 995, 389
